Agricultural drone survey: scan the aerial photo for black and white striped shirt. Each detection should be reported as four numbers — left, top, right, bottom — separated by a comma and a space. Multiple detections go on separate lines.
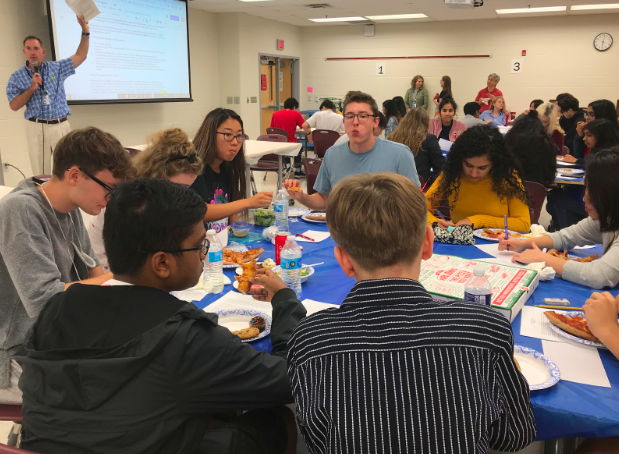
287, 279, 536, 454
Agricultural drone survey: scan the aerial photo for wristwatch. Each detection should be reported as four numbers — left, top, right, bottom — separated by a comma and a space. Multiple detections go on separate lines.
82, 32, 90, 36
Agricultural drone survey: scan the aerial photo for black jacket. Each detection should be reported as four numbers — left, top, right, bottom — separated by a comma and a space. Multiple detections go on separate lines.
16, 284, 305, 454
559, 110, 585, 154
415, 133, 446, 184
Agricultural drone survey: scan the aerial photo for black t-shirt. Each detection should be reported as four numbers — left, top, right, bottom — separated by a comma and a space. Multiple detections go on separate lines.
438, 90, 449, 103
190, 164, 234, 232
439, 123, 452, 141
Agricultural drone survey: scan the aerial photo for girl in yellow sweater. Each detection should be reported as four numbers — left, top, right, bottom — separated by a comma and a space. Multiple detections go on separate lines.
426, 125, 531, 232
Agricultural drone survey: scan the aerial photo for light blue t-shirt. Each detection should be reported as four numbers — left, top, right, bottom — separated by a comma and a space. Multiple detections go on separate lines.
479, 110, 507, 127
313, 137, 421, 195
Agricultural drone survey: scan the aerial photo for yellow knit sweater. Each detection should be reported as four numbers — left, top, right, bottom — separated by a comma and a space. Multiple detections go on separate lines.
426, 173, 531, 232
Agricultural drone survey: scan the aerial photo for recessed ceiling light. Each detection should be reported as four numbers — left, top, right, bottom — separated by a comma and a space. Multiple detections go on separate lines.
496, 6, 567, 14
365, 14, 428, 20
309, 17, 366, 22
571, 3, 619, 10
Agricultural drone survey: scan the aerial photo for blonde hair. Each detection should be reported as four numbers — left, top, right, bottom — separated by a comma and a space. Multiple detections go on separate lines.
327, 173, 427, 271
387, 108, 429, 156
536, 102, 565, 135
133, 128, 203, 180
489, 96, 508, 116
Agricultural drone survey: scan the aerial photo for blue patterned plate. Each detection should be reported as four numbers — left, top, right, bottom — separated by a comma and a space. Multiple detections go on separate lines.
473, 228, 532, 242
514, 345, 561, 391
547, 310, 606, 348
215, 309, 272, 343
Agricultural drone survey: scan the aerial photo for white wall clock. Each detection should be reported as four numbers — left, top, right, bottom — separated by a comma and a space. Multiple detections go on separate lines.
594, 33, 613, 52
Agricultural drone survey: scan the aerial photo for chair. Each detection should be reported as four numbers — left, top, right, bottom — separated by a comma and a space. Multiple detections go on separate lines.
250, 134, 291, 194
0, 405, 23, 448
418, 175, 427, 191
125, 147, 142, 158
302, 158, 322, 195
311, 130, 340, 159
523, 180, 547, 224
32, 175, 51, 182
0, 443, 41, 454
266, 127, 289, 141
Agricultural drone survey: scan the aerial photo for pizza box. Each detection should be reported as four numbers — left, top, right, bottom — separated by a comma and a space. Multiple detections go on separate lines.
420, 254, 539, 322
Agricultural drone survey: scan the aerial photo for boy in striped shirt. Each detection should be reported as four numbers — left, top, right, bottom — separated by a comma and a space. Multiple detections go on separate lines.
286, 172, 535, 454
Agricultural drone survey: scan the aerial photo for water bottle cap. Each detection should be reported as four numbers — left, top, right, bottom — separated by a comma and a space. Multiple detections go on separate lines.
473, 268, 485, 277
207, 229, 216, 235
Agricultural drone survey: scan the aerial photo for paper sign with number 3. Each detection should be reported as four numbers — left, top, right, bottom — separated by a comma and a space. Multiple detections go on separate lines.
511, 58, 523, 74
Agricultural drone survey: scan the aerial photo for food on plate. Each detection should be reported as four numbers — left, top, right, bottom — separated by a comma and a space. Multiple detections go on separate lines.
250, 316, 266, 332
231, 327, 260, 340
514, 357, 521, 372
482, 228, 526, 239
306, 214, 326, 221
547, 249, 599, 263
224, 248, 264, 265
254, 209, 275, 227
544, 311, 599, 342
235, 260, 257, 294
262, 258, 276, 269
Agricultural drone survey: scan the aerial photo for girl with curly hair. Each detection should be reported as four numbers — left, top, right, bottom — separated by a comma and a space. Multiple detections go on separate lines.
426, 125, 531, 232
387, 107, 445, 183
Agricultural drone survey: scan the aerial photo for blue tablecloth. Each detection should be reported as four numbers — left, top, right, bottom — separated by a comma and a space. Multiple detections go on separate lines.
197, 220, 619, 441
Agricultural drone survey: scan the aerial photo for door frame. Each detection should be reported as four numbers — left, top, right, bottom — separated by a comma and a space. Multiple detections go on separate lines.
258, 53, 300, 134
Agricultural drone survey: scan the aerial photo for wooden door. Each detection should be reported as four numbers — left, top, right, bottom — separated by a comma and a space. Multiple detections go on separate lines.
279, 59, 293, 108
260, 58, 277, 136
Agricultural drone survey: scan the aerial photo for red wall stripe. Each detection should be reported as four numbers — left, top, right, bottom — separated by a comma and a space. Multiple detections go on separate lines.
326, 55, 491, 61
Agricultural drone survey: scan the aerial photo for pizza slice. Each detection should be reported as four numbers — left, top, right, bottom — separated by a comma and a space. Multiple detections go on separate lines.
287, 186, 303, 192
547, 249, 599, 263
235, 260, 257, 294
223, 247, 264, 265
544, 311, 599, 342
483, 228, 524, 239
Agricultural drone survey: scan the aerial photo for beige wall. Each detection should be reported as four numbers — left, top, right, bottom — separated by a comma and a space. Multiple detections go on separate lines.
0, 0, 220, 187
300, 14, 619, 116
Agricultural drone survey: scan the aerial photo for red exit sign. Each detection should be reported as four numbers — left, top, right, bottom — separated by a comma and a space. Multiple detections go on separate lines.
276, 39, 284, 51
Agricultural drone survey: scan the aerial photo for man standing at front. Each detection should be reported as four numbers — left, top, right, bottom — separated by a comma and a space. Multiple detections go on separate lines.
6, 15, 91, 175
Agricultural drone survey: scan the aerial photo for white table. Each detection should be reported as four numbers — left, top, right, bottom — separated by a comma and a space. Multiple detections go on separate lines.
245, 140, 302, 197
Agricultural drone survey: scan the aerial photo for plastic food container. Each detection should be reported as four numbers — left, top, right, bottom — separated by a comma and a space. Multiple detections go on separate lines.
254, 209, 275, 227
230, 221, 251, 238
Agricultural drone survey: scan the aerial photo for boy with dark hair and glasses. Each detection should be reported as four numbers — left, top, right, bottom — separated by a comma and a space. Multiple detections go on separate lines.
283, 90, 421, 211
0, 127, 132, 406
16, 178, 306, 454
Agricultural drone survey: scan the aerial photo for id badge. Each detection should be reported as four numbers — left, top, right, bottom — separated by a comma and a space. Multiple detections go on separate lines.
42, 94, 51, 106
413, 101, 416, 108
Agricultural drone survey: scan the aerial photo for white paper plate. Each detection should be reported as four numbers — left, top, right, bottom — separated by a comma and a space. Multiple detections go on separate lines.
289, 207, 310, 217
272, 265, 314, 284
547, 310, 606, 348
216, 309, 271, 342
473, 228, 531, 242
301, 212, 327, 224
514, 345, 561, 391
557, 168, 584, 176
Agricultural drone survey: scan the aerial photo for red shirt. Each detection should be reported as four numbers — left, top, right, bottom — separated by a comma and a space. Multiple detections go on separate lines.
475, 87, 503, 113
270, 109, 305, 143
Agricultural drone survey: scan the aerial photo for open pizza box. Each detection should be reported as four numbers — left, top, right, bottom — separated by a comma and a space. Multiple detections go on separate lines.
420, 254, 539, 322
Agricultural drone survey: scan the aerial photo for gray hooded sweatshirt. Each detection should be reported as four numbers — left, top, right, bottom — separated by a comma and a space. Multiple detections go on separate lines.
0, 178, 98, 389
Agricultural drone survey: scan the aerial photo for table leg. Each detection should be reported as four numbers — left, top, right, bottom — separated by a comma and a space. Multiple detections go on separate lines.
277, 155, 283, 191
544, 438, 577, 454
245, 164, 252, 198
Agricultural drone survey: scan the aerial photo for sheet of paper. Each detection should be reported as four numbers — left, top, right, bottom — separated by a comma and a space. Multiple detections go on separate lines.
302, 299, 338, 316
295, 230, 331, 243
205, 291, 274, 316
66, 0, 100, 21
475, 243, 523, 267
573, 245, 596, 250
542, 340, 610, 387
438, 138, 453, 152
520, 306, 567, 341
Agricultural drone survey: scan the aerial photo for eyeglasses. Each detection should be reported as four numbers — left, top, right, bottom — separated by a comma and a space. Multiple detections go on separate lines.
217, 132, 245, 143
343, 113, 376, 123
78, 168, 115, 200
142, 237, 210, 255
585, 112, 595, 118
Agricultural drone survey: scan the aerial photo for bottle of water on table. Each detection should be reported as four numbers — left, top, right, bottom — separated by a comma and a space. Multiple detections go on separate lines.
274, 188, 289, 232
464, 268, 492, 306
281, 235, 302, 298
205, 229, 224, 294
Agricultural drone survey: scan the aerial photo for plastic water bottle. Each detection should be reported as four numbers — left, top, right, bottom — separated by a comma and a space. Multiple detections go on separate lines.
280, 235, 302, 298
205, 229, 224, 294
274, 189, 289, 232
464, 268, 492, 306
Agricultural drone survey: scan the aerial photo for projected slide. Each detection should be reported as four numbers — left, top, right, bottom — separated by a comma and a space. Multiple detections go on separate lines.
48, 0, 191, 103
